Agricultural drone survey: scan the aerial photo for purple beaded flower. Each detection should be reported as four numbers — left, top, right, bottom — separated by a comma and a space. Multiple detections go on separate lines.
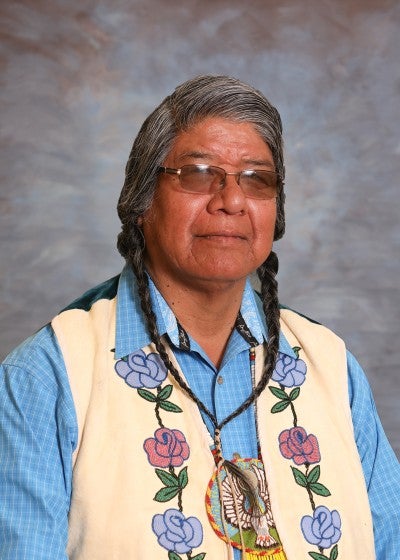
152, 508, 203, 554
272, 352, 307, 387
301, 505, 341, 549
115, 349, 167, 389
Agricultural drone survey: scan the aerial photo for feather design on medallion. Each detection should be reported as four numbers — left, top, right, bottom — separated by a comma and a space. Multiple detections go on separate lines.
221, 460, 278, 548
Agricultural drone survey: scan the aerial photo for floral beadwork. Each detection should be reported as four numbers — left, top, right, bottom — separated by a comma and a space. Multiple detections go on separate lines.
270, 347, 342, 560
272, 352, 307, 387
115, 349, 167, 388
115, 351, 205, 560
144, 428, 190, 468
153, 508, 204, 556
279, 427, 320, 466
301, 506, 341, 550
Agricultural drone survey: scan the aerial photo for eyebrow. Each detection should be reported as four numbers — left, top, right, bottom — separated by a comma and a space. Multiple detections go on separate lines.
176, 151, 274, 168
243, 158, 275, 169
176, 151, 213, 162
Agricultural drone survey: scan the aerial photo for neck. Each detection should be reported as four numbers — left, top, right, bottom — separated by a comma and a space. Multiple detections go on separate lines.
148, 272, 247, 368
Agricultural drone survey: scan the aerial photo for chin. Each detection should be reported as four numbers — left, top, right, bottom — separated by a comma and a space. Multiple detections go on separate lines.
201, 259, 261, 279
192, 266, 254, 285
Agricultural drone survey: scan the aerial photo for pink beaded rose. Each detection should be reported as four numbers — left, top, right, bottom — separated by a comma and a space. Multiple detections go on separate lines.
279, 426, 321, 465
144, 427, 190, 468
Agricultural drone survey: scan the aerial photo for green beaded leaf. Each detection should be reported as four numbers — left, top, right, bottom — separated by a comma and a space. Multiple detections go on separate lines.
154, 486, 181, 502
307, 465, 321, 484
289, 387, 300, 401
191, 554, 206, 560
137, 388, 157, 402
291, 466, 308, 487
158, 401, 183, 413
271, 400, 291, 413
178, 466, 188, 489
158, 384, 173, 401
168, 552, 182, 560
309, 482, 331, 497
269, 386, 288, 400
330, 545, 339, 560
292, 346, 301, 358
155, 469, 178, 487
308, 553, 329, 560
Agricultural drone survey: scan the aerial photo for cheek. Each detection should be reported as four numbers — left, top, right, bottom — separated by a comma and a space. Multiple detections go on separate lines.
142, 198, 199, 250
252, 204, 277, 240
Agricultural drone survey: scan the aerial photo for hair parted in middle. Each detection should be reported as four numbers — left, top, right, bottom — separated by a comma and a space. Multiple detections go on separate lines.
117, 75, 286, 431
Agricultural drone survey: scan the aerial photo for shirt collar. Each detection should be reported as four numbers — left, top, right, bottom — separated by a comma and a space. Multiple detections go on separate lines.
114, 265, 295, 359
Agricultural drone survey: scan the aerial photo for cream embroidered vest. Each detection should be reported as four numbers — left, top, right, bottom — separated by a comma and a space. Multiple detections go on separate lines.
52, 296, 375, 559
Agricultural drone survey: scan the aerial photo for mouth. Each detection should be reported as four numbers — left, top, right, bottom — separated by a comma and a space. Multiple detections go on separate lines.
196, 233, 247, 242
198, 231, 247, 239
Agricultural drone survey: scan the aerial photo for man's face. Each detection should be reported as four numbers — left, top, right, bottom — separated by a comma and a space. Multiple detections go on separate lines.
141, 116, 277, 291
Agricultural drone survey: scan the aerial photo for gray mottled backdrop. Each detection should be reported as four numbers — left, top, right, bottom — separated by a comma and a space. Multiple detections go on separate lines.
1, 0, 399, 456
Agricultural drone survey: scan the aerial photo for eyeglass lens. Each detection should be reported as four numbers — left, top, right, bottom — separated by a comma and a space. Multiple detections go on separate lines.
179, 165, 278, 199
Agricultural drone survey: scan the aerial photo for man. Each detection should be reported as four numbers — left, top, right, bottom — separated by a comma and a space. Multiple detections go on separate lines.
0, 75, 399, 559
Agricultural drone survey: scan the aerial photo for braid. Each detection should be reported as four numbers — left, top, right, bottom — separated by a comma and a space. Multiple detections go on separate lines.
257, 250, 281, 391
127, 246, 219, 428
126, 244, 280, 432
218, 251, 280, 429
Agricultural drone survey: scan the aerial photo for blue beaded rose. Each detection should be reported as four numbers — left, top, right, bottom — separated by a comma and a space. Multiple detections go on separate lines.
115, 349, 167, 389
301, 505, 341, 549
152, 508, 203, 554
272, 352, 307, 387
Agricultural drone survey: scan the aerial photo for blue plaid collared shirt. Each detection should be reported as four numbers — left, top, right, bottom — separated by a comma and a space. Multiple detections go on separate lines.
1, 265, 399, 559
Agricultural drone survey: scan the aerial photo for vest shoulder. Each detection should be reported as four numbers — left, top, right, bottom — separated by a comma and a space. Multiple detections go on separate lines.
279, 304, 322, 325
61, 274, 120, 313
279, 305, 345, 348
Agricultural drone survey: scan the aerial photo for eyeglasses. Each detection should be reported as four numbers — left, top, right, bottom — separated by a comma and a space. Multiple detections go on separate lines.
158, 164, 281, 200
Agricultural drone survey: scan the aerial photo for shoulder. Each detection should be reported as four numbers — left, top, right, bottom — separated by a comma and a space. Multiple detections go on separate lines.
1, 324, 66, 393
2, 273, 121, 389
61, 274, 120, 313
279, 304, 322, 326
51, 275, 122, 359
1, 322, 77, 443
278, 304, 346, 353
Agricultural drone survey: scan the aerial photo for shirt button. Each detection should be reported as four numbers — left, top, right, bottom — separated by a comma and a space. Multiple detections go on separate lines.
217, 375, 224, 385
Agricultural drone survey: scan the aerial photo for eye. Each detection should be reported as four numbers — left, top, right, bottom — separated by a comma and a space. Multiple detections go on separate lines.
240, 170, 278, 199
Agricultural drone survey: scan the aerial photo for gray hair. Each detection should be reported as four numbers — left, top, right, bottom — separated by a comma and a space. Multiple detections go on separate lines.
118, 76, 285, 423
117, 74, 286, 261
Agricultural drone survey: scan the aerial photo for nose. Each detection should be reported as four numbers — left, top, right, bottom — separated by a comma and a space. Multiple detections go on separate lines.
207, 173, 247, 215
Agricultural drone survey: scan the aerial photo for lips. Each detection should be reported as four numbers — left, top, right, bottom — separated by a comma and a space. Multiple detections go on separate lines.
197, 231, 247, 240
